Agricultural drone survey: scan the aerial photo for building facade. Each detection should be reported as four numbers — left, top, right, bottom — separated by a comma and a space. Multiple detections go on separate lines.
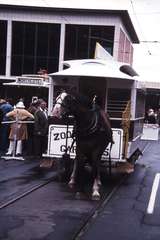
0, 5, 138, 76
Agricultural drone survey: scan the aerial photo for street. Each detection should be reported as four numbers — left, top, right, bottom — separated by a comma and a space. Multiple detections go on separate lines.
0, 140, 160, 240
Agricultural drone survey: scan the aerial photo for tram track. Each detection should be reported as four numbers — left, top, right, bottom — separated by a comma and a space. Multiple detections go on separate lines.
0, 171, 58, 210
0, 162, 129, 240
0, 154, 129, 240
72, 174, 128, 240
0, 169, 127, 214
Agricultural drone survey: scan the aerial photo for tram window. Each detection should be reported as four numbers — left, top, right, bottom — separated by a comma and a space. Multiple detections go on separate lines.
107, 89, 131, 118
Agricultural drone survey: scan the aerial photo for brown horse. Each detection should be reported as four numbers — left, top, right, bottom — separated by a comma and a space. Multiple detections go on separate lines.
52, 91, 113, 200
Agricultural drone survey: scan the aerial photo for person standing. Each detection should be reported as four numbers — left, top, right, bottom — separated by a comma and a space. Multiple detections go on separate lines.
26, 98, 39, 156
146, 108, 156, 124
6, 100, 34, 156
0, 98, 13, 155
157, 108, 160, 126
0, 108, 3, 124
34, 100, 48, 159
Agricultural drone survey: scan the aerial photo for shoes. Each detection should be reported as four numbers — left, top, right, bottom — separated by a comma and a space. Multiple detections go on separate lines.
5, 153, 12, 156
16, 153, 22, 157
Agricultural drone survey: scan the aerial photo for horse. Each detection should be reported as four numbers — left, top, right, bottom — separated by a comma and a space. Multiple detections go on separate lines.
52, 91, 113, 200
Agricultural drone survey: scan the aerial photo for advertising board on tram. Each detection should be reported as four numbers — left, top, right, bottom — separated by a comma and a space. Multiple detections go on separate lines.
47, 125, 123, 161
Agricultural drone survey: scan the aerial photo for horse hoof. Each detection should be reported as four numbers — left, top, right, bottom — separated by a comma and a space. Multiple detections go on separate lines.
92, 194, 100, 201
92, 191, 101, 201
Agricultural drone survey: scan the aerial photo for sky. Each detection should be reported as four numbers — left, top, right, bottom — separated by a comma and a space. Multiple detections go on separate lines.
128, 0, 160, 82
0, 0, 159, 82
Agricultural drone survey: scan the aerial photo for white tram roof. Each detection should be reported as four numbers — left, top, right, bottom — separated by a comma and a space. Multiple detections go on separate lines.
49, 59, 138, 81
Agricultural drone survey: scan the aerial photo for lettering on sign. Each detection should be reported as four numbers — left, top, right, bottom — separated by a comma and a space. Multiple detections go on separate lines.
16, 77, 43, 85
101, 129, 123, 161
47, 125, 123, 161
48, 125, 76, 158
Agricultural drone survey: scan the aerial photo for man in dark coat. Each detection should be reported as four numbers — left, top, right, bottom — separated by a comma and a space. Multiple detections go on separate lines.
34, 100, 48, 159
0, 108, 3, 124
0, 98, 13, 154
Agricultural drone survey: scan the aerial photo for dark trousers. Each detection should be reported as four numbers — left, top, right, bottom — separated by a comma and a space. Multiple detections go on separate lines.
34, 135, 47, 158
0, 124, 10, 153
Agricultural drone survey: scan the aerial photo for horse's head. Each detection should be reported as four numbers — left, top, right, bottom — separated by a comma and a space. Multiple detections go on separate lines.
52, 91, 94, 119
52, 91, 76, 118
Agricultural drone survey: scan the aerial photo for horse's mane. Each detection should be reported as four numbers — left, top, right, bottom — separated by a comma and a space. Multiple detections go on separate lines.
72, 93, 93, 110
71, 94, 112, 141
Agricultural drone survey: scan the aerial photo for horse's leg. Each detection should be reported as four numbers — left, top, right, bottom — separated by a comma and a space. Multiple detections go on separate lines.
96, 173, 102, 186
91, 139, 109, 201
74, 148, 86, 199
68, 158, 77, 188
91, 150, 101, 200
85, 153, 101, 187
92, 178, 101, 200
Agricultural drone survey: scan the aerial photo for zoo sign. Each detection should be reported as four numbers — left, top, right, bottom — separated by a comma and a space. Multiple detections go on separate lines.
48, 125, 76, 158
47, 124, 123, 161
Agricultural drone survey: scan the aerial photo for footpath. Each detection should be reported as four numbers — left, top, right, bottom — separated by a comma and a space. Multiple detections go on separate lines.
79, 140, 160, 240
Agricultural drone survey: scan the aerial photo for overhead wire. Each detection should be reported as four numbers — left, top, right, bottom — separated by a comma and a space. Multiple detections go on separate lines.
37, 1, 160, 56
129, 0, 152, 55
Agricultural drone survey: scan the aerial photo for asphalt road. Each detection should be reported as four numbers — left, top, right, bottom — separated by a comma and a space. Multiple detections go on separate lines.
79, 140, 160, 240
0, 156, 124, 240
0, 140, 160, 240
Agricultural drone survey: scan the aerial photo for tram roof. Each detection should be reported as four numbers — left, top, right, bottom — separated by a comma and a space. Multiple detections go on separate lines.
49, 59, 138, 81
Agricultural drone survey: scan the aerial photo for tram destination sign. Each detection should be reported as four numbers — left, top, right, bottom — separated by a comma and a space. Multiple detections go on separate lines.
47, 125, 123, 161
16, 77, 44, 86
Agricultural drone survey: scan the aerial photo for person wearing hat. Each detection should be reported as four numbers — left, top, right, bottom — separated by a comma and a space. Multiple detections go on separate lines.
5, 100, 34, 156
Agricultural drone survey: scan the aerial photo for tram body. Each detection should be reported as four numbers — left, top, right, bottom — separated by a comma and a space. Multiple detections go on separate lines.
47, 59, 146, 162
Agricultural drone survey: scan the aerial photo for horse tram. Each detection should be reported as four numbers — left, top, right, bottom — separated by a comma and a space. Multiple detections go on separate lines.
40, 50, 146, 200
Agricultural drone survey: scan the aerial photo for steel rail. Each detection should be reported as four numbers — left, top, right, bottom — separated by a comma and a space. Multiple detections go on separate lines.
72, 174, 128, 240
0, 173, 58, 210
73, 142, 150, 239
0, 172, 129, 240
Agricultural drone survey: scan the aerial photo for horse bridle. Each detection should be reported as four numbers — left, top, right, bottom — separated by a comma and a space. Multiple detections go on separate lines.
54, 92, 77, 118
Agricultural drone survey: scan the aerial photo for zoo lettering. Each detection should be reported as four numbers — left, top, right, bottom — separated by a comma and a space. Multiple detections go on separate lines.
53, 130, 72, 140
53, 130, 76, 154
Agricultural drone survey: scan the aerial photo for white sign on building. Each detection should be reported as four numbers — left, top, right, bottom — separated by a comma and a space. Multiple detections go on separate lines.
47, 125, 123, 161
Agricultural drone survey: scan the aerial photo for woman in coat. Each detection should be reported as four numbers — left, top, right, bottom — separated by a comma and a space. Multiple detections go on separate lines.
6, 101, 34, 156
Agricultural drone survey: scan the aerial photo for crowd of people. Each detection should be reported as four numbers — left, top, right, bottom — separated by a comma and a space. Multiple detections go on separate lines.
0, 97, 48, 159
